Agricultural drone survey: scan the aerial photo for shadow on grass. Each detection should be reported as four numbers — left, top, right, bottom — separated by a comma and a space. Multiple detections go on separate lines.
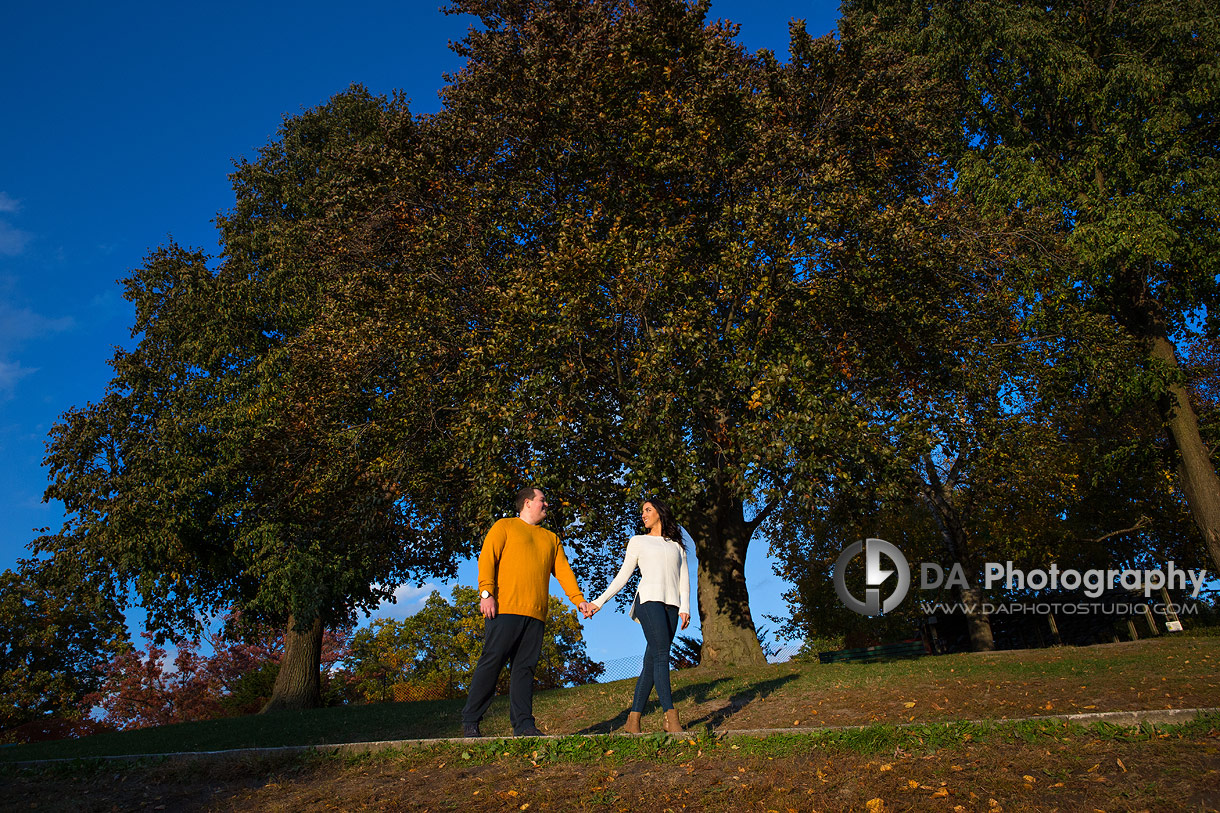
682, 673, 802, 730
575, 672, 801, 734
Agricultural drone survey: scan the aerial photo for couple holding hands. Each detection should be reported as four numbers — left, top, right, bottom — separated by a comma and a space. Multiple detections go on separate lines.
461, 486, 691, 738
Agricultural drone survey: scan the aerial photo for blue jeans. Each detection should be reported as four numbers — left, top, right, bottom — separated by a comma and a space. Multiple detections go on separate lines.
632, 601, 679, 713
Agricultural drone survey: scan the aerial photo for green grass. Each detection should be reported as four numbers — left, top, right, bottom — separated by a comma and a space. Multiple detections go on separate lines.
2, 630, 1217, 765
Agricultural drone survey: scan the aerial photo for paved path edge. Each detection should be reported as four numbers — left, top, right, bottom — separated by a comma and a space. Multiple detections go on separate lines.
4, 706, 1217, 768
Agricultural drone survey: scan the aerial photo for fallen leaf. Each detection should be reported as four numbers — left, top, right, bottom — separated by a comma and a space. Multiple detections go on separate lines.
932, 788, 949, 798
864, 799, 886, 813
904, 701, 916, 708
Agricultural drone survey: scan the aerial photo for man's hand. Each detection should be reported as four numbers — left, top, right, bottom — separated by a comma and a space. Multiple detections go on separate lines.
579, 601, 598, 619
480, 596, 498, 619
679, 612, 690, 630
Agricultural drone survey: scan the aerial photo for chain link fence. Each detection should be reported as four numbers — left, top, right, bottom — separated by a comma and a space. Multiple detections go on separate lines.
593, 641, 802, 683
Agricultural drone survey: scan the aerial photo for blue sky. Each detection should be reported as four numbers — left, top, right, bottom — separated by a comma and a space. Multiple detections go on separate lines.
0, 0, 840, 663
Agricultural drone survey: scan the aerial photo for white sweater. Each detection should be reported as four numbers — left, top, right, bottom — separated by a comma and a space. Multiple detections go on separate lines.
592, 534, 691, 620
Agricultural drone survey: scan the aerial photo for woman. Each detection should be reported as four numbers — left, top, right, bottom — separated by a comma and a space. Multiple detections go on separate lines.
588, 497, 691, 733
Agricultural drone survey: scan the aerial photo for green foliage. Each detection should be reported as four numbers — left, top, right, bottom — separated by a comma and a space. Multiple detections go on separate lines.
349, 587, 603, 702
35, 86, 485, 708
843, 0, 1220, 572
424, 0, 1048, 663
0, 560, 127, 736
34, 0, 1214, 688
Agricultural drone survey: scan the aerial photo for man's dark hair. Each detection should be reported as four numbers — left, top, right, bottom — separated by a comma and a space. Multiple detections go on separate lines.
515, 485, 541, 513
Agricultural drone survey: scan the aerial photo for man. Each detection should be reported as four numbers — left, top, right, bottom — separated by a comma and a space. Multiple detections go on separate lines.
461, 486, 592, 737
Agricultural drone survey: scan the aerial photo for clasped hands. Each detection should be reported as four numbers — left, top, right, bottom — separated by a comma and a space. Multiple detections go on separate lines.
579, 601, 599, 619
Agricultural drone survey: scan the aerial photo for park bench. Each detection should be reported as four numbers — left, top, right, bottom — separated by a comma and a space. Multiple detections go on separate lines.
817, 639, 927, 665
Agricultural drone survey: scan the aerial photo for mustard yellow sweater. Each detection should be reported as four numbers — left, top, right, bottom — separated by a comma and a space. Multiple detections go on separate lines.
477, 517, 585, 621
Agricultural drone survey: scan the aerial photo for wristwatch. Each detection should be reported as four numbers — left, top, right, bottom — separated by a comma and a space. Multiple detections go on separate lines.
481, 590, 492, 599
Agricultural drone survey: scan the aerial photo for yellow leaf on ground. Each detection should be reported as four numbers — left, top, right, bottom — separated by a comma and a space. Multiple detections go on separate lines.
864, 799, 886, 813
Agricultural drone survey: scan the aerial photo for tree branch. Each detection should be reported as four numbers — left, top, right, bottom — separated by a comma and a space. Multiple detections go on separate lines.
1087, 516, 1151, 545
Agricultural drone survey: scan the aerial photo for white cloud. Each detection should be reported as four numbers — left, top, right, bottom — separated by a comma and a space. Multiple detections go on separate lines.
0, 193, 30, 255
0, 221, 31, 256
0, 359, 35, 396
371, 582, 442, 621
0, 303, 74, 349
0, 303, 74, 399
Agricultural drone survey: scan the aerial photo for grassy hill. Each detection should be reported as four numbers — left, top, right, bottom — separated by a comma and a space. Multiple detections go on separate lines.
2, 632, 1218, 810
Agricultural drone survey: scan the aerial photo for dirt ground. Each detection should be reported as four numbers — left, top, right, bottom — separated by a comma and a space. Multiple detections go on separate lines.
3, 728, 1217, 812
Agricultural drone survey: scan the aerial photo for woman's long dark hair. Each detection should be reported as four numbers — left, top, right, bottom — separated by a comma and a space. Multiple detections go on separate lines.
643, 496, 682, 544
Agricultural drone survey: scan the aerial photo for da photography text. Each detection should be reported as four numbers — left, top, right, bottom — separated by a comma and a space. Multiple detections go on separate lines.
834, 538, 1209, 617
921, 560, 1208, 599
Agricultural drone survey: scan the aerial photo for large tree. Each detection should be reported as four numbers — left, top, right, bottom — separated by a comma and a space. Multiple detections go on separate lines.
846, 0, 1220, 573
39, 88, 482, 711
432, 0, 1027, 663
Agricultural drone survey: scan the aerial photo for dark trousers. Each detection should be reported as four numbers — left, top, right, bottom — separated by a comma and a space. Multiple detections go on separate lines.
632, 601, 679, 713
462, 613, 544, 733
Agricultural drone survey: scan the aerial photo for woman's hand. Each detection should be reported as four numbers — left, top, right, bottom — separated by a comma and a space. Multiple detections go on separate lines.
679, 612, 690, 630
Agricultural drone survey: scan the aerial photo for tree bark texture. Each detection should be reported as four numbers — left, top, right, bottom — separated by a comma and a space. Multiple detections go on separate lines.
261, 614, 323, 713
685, 495, 767, 667
921, 461, 995, 652
955, 583, 995, 652
1150, 334, 1220, 575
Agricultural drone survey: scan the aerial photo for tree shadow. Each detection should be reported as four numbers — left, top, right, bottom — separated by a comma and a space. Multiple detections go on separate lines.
574, 671, 800, 734
681, 673, 801, 730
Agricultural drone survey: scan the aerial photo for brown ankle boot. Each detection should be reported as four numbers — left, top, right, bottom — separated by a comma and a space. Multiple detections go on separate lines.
663, 709, 683, 733
624, 711, 642, 734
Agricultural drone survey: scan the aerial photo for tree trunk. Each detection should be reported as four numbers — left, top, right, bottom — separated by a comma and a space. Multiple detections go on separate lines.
1150, 333, 1220, 575
261, 614, 323, 713
921, 457, 995, 652
685, 494, 767, 667
955, 583, 995, 652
